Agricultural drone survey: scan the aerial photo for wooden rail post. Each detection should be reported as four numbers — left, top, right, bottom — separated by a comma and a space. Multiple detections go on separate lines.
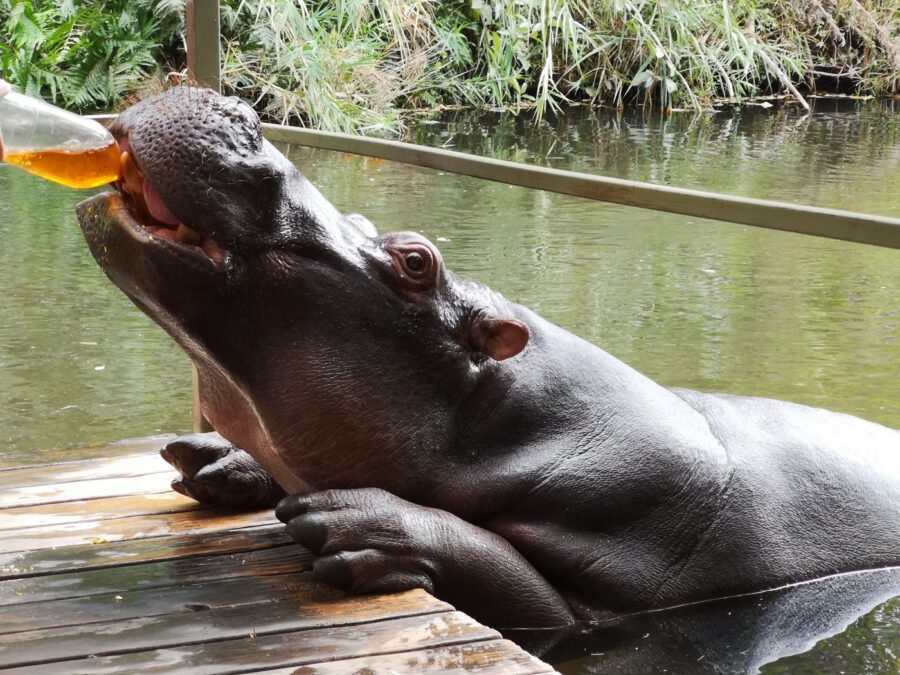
186, 0, 221, 92
186, 0, 220, 432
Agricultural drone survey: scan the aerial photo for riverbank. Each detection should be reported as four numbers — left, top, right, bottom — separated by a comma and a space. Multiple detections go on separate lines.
1, 1, 898, 133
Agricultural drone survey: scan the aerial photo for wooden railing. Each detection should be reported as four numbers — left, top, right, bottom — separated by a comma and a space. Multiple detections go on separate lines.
263, 124, 900, 250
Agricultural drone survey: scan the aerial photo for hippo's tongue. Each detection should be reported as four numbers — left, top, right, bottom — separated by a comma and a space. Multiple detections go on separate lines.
143, 178, 180, 226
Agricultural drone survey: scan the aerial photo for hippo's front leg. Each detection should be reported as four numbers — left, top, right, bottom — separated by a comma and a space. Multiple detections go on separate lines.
161, 432, 286, 509
275, 488, 575, 628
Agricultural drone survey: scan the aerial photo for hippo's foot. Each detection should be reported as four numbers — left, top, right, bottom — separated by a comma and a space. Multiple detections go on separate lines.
161, 432, 286, 509
276, 488, 576, 628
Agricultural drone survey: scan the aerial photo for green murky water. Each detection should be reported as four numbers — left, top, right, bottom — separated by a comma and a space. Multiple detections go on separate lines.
0, 99, 897, 671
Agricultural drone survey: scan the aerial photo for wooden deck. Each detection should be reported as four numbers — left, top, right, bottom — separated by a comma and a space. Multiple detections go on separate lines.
0, 436, 556, 674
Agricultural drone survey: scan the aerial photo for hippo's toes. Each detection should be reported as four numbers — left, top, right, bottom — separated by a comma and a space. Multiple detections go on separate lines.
161, 432, 285, 509
276, 487, 576, 628
276, 488, 439, 595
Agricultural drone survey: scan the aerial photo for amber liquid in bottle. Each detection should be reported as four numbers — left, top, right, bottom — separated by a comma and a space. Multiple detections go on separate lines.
4, 140, 121, 189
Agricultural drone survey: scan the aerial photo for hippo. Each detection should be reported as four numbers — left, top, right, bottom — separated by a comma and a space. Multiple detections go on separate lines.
75, 86, 900, 629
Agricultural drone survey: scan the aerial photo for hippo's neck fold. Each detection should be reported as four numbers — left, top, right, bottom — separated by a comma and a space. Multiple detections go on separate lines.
436, 306, 732, 520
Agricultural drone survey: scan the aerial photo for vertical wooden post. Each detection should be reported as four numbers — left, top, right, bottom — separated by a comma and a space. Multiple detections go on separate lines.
191, 365, 212, 433
186, 0, 220, 432
186, 0, 221, 92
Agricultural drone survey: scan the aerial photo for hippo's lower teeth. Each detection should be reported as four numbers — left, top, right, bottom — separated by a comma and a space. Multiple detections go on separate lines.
175, 223, 203, 245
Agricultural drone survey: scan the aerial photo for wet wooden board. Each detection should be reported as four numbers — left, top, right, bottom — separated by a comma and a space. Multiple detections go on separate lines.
0, 504, 276, 554
0, 452, 170, 491
259, 639, 556, 674
4, 612, 496, 674
0, 441, 556, 674
0, 589, 450, 667
0, 523, 291, 578
0, 491, 206, 532
0, 571, 335, 634
0, 436, 173, 472
0, 543, 308, 606
0, 471, 177, 509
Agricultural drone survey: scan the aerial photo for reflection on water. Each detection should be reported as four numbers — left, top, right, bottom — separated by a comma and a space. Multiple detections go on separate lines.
512, 568, 900, 674
407, 99, 900, 217
0, 99, 897, 669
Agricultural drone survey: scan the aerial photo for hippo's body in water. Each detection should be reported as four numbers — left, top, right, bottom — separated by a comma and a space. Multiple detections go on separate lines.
76, 87, 900, 628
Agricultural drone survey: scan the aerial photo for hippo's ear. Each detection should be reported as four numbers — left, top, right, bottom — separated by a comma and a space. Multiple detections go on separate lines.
470, 317, 530, 361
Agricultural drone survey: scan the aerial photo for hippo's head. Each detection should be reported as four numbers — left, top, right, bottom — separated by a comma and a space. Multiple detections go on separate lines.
76, 86, 531, 496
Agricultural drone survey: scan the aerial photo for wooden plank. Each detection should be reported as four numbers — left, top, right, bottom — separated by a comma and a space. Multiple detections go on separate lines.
0, 524, 292, 580
0, 590, 452, 669
0, 452, 168, 491
0, 492, 206, 532
2, 611, 495, 674
0, 543, 309, 606
0, 436, 174, 472
0, 571, 327, 634
257, 639, 555, 674
0, 447, 554, 675
264, 124, 900, 250
0, 471, 177, 510
0, 506, 277, 554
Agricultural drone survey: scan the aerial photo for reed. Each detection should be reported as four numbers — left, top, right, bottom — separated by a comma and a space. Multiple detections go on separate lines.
1, 1, 897, 132
219, 0, 900, 130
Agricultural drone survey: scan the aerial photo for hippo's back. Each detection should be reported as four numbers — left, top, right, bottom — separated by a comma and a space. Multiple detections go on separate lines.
664, 388, 900, 597
670, 388, 899, 475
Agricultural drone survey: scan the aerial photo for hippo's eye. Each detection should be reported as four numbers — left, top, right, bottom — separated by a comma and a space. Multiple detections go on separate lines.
398, 247, 433, 281
384, 240, 440, 290
404, 251, 426, 273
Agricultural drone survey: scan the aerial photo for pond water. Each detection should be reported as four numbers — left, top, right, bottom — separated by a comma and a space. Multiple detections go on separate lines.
0, 99, 897, 671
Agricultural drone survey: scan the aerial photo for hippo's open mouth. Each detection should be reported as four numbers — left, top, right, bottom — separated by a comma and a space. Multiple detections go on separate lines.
109, 138, 226, 265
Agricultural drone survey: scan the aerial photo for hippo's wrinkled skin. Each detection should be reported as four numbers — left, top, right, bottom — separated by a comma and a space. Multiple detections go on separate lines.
75, 87, 900, 629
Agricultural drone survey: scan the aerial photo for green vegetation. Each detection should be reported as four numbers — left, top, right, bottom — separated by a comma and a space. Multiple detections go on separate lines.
1, 1, 898, 132
0, 0, 184, 108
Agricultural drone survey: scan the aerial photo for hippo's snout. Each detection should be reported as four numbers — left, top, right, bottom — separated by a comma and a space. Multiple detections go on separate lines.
110, 138, 226, 262
87, 86, 302, 266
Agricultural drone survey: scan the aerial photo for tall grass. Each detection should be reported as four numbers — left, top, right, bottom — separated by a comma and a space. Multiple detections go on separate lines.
1, 0, 897, 131
219, 0, 899, 131
219, 0, 446, 134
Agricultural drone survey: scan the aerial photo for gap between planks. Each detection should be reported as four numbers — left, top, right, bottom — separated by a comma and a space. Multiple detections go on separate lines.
0, 543, 312, 606
0, 596, 457, 669
1, 611, 499, 674
255, 639, 557, 675
0, 523, 293, 580
0, 503, 277, 555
